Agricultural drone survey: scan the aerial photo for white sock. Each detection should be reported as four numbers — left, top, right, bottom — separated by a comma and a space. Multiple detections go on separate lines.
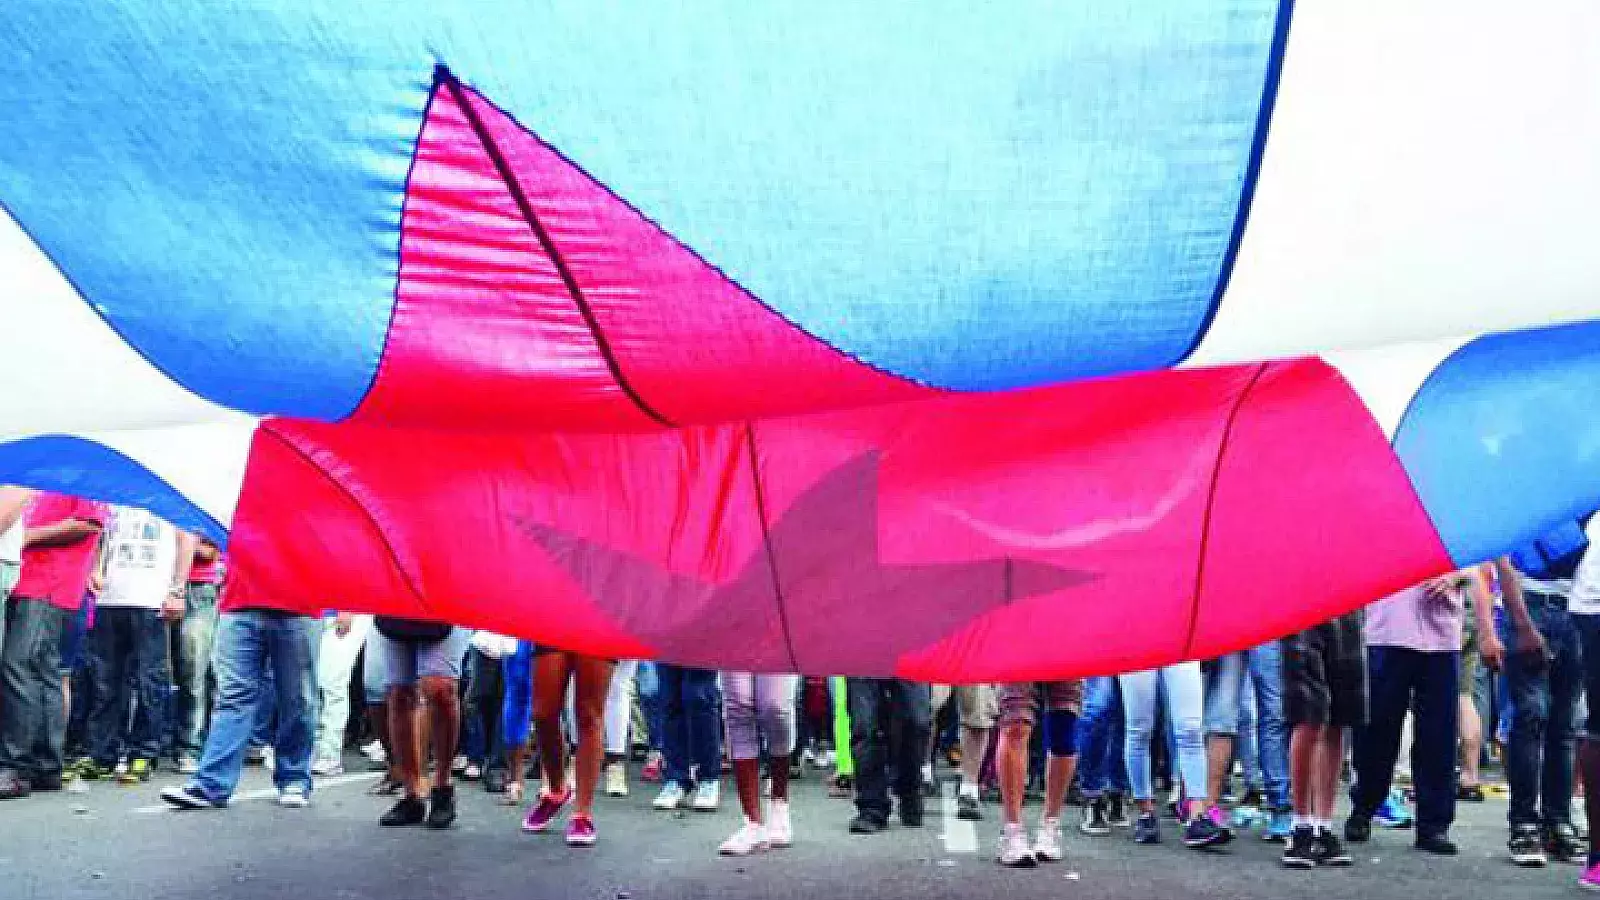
1292, 814, 1313, 830
959, 781, 979, 800
921, 763, 934, 782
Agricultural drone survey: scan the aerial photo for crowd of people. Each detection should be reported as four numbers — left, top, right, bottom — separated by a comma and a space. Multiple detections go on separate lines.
3, 486, 1600, 890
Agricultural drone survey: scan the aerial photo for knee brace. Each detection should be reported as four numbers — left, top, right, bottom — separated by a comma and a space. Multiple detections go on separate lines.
1045, 709, 1079, 757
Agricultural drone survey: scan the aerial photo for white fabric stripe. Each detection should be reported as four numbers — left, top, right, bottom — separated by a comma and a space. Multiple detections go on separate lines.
1187, 2, 1600, 368
0, 206, 235, 439
83, 418, 259, 529
1321, 337, 1472, 441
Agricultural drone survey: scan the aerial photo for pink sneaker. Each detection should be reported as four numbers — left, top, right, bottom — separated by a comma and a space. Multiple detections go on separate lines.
566, 814, 598, 847
521, 788, 572, 833
1580, 861, 1600, 892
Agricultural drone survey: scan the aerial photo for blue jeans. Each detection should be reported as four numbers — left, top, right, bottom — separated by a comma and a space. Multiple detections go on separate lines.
658, 664, 721, 788
847, 678, 932, 818
1204, 642, 1290, 810
172, 583, 219, 756
1121, 662, 1205, 802
1075, 676, 1128, 797
0, 597, 70, 780
636, 662, 664, 754
190, 611, 321, 803
1351, 646, 1459, 837
86, 606, 169, 765
1502, 596, 1582, 827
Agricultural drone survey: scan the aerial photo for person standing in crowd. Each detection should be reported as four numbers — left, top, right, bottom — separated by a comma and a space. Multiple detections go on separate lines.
461, 630, 516, 793
716, 671, 799, 856
994, 680, 1082, 867
172, 538, 222, 774
1497, 547, 1585, 866
1076, 676, 1130, 837
929, 684, 997, 821
1280, 609, 1366, 868
498, 639, 535, 805
652, 663, 722, 812
1120, 661, 1231, 849
310, 611, 371, 776
520, 647, 614, 846
1203, 641, 1292, 842
1346, 569, 1489, 856
0, 491, 107, 799
1567, 517, 1600, 889
603, 660, 640, 798
159, 600, 321, 810
371, 619, 469, 829
845, 677, 931, 834
82, 507, 192, 784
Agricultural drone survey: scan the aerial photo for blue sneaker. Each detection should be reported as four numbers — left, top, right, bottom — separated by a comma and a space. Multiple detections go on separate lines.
1374, 790, 1414, 829
1134, 812, 1162, 844
1263, 810, 1293, 843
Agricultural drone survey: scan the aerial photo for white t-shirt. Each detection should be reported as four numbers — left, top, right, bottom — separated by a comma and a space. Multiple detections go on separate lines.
0, 520, 21, 566
98, 507, 178, 609
1568, 519, 1600, 615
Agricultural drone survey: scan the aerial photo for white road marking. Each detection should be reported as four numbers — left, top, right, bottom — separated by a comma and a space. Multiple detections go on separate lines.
939, 782, 978, 855
131, 771, 380, 814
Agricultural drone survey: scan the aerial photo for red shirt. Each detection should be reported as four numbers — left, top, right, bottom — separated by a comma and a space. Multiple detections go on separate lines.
12, 493, 109, 610
189, 549, 222, 585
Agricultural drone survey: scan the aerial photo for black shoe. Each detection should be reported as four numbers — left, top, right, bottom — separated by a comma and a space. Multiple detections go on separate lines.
483, 767, 508, 794
1282, 825, 1318, 869
426, 785, 457, 829
1239, 787, 1264, 809
379, 796, 427, 827
957, 794, 983, 821
31, 772, 64, 792
1414, 833, 1458, 855
1183, 814, 1233, 849
1080, 798, 1111, 835
900, 797, 925, 827
1105, 793, 1131, 828
0, 769, 31, 800
1509, 824, 1548, 866
1316, 828, 1353, 866
849, 813, 887, 834
1545, 822, 1584, 863
1344, 814, 1372, 843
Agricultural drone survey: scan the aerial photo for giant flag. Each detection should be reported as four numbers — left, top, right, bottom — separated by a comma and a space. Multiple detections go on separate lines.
2, 2, 1600, 678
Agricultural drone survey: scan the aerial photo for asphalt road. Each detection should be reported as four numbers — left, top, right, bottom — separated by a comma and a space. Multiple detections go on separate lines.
0, 759, 1587, 900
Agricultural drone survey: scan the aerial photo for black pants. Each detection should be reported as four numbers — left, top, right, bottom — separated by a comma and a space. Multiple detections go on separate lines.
0, 597, 70, 779
1350, 646, 1458, 838
848, 678, 931, 819
87, 607, 170, 765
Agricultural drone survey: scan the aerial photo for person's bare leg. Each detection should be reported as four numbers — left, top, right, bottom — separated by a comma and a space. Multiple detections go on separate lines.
960, 726, 989, 791
1459, 695, 1483, 789
732, 758, 763, 823
503, 741, 527, 803
570, 656, 613, 818
1043, 753, 1078, 822
1313, 726, 1344, 823
419, 675, 459, 791
389, 686, 423, 798
997, 722, 1030, 825
532, 653, 573, 799
1289, 723, 1317, 818
1206, 734, 1234, 807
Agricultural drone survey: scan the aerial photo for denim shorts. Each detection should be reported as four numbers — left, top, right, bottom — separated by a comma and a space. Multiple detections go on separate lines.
998, 680, 1083, 726
376, 626, 471, 688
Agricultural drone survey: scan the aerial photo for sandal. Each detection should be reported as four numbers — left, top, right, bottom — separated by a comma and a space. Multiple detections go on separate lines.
1456, 784, 1486, 802
368, 776, 405, 796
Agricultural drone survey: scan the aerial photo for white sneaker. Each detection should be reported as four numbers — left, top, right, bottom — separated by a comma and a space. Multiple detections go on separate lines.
260, 747, 275, 772
604, 761, 628, 797
360, 740, 386, 763
277, 786, 310, 808
997, 823, 1037, 868
718, 820, 770, 856
691, 781, 721, 811
1033, 818, 1063, 862
176, 755, 200, 775
310, 757, 344, 777
767, 800, 793, 848
653, 783, 686, 810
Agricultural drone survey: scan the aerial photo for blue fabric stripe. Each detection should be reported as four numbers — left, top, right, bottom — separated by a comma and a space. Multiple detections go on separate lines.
1394, 321, 1600, 566
0, 436, 229, 544
0, 1, 1285, 405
